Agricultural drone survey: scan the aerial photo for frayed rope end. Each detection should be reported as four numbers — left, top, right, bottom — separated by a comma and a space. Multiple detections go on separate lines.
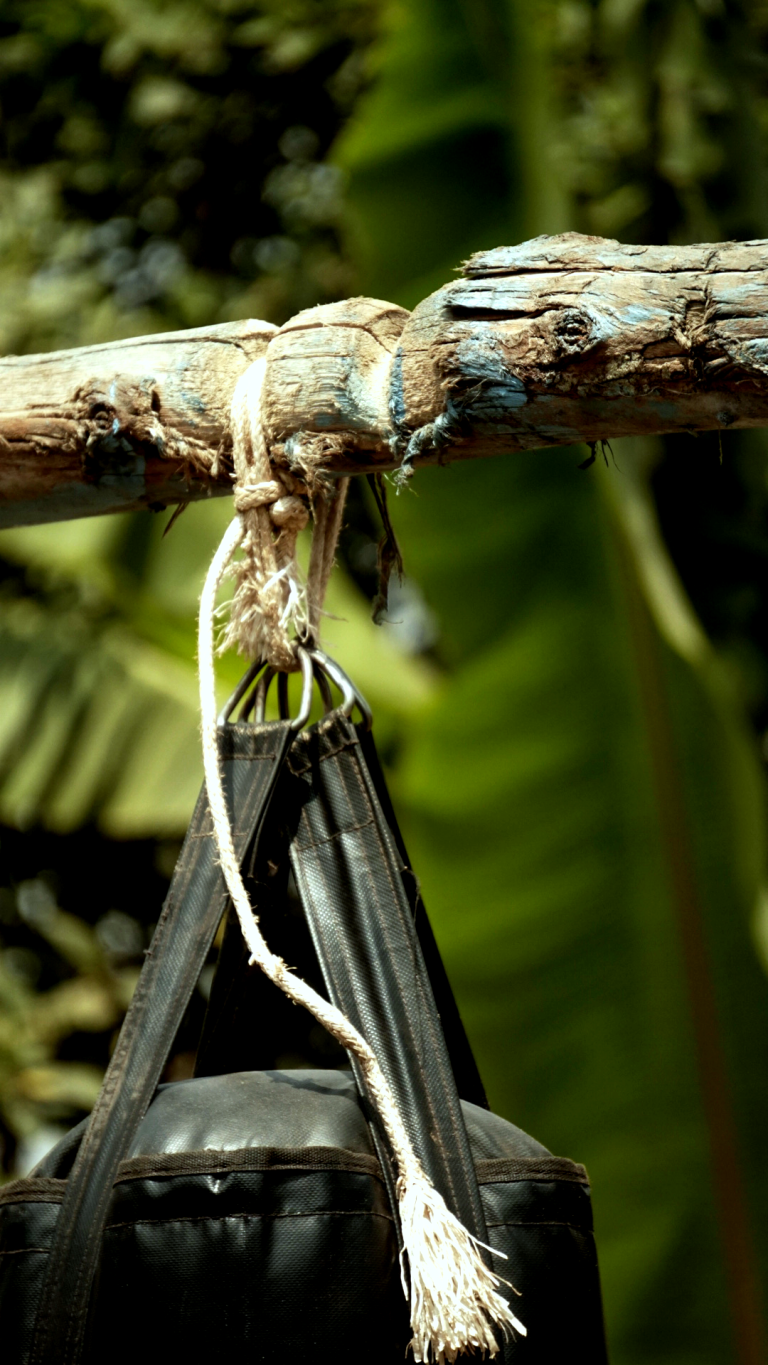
398, 1169, 526, 1365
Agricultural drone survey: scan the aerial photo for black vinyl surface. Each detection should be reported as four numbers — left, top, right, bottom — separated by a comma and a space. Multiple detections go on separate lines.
28, 720, 294, 1365
0, 710, 609, 1364
2, 1070, 607, 1364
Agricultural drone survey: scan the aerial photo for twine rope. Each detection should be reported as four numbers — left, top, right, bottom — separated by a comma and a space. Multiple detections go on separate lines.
221, 358, 349, 668
197, 355, 525, 1363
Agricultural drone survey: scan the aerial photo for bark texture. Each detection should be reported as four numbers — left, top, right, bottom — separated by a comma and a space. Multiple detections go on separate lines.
0, 320, 275, 526
3, 232, 768, 526
394, 234, 768, 469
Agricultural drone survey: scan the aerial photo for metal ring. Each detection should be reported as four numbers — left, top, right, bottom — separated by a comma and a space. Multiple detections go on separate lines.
218, 659, 266, 726
310, 648, 373, 729
238, 678, 259, 722
313, 661, 334, 713
249, 668, 275, 723
290, 648, 315, 731
247, 651, 312, 730
217, 647, 360, 734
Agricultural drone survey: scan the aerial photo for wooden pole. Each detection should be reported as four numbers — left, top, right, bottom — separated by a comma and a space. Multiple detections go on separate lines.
0, 320, 275, 527
3, 233, 768, 527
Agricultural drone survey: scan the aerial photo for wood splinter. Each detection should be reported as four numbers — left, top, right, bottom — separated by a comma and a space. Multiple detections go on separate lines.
3, 231, 768, 527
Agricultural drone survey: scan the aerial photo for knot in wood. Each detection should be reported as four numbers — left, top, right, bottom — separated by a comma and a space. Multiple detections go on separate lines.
74, 374, 178, 483
553, 308, 593, 356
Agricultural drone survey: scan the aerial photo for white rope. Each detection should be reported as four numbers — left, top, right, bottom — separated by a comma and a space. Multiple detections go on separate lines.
197, 356, 527, 1363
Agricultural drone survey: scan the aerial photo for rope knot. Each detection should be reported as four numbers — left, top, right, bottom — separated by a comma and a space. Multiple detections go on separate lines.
221, 356, 347, 669
270, 494, 309, 532
233, 479, 286, 513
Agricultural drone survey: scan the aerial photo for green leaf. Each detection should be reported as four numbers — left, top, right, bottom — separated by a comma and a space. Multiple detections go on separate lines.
341, 4, 768, 1355
337, 0, 517, 304
337, 0, 571, 304
384, 450, 768, 1362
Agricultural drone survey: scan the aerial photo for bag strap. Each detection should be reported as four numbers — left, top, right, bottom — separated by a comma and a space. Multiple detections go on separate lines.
287, 712, 491, 1247
30, 719, 294, 1365
194, 727, 489, 1110
357, 725, 489, 1112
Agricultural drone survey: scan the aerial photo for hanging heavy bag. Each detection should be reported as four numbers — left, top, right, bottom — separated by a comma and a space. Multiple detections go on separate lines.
0, 664, 608, 1365
197, 684, 610, 1364
0, 356, 610, 1364
289, 708, 609, 1363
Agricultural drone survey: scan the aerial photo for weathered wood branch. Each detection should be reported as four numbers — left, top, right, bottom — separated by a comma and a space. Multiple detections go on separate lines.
0, 320, 276, 526
3, 232, 768, 526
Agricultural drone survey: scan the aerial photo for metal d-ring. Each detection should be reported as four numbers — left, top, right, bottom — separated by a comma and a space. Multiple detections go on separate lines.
249, 651, 313, 730
310, 648, 373, 729
219, 649, 314, 732
218, 658, 266, 727
290, 648, 315, 731
247, 668, 275, 723
313, 661, 334, 713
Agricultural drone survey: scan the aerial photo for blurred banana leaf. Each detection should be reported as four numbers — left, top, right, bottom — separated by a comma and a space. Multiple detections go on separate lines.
384, 452, 768, 1363
340, 2, 768, 1361
338, 0, 572, 304
339, 0, 516, 305
0, 499, 435, 837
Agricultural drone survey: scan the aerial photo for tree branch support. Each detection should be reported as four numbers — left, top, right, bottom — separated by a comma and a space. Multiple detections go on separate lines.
2, 233, 768, 526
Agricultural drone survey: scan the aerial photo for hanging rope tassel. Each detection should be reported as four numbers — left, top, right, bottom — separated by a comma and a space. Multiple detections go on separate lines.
197, 354, 526, 1363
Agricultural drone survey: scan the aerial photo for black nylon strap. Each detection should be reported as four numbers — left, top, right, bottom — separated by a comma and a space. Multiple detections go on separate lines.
287, 713, 490, 1247
194, 729, 488, 1108
357, 726, 489, 1112
30, 720, 294, 1365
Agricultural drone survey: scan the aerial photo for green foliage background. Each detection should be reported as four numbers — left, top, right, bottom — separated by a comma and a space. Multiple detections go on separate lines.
2, 3, 768, 1363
